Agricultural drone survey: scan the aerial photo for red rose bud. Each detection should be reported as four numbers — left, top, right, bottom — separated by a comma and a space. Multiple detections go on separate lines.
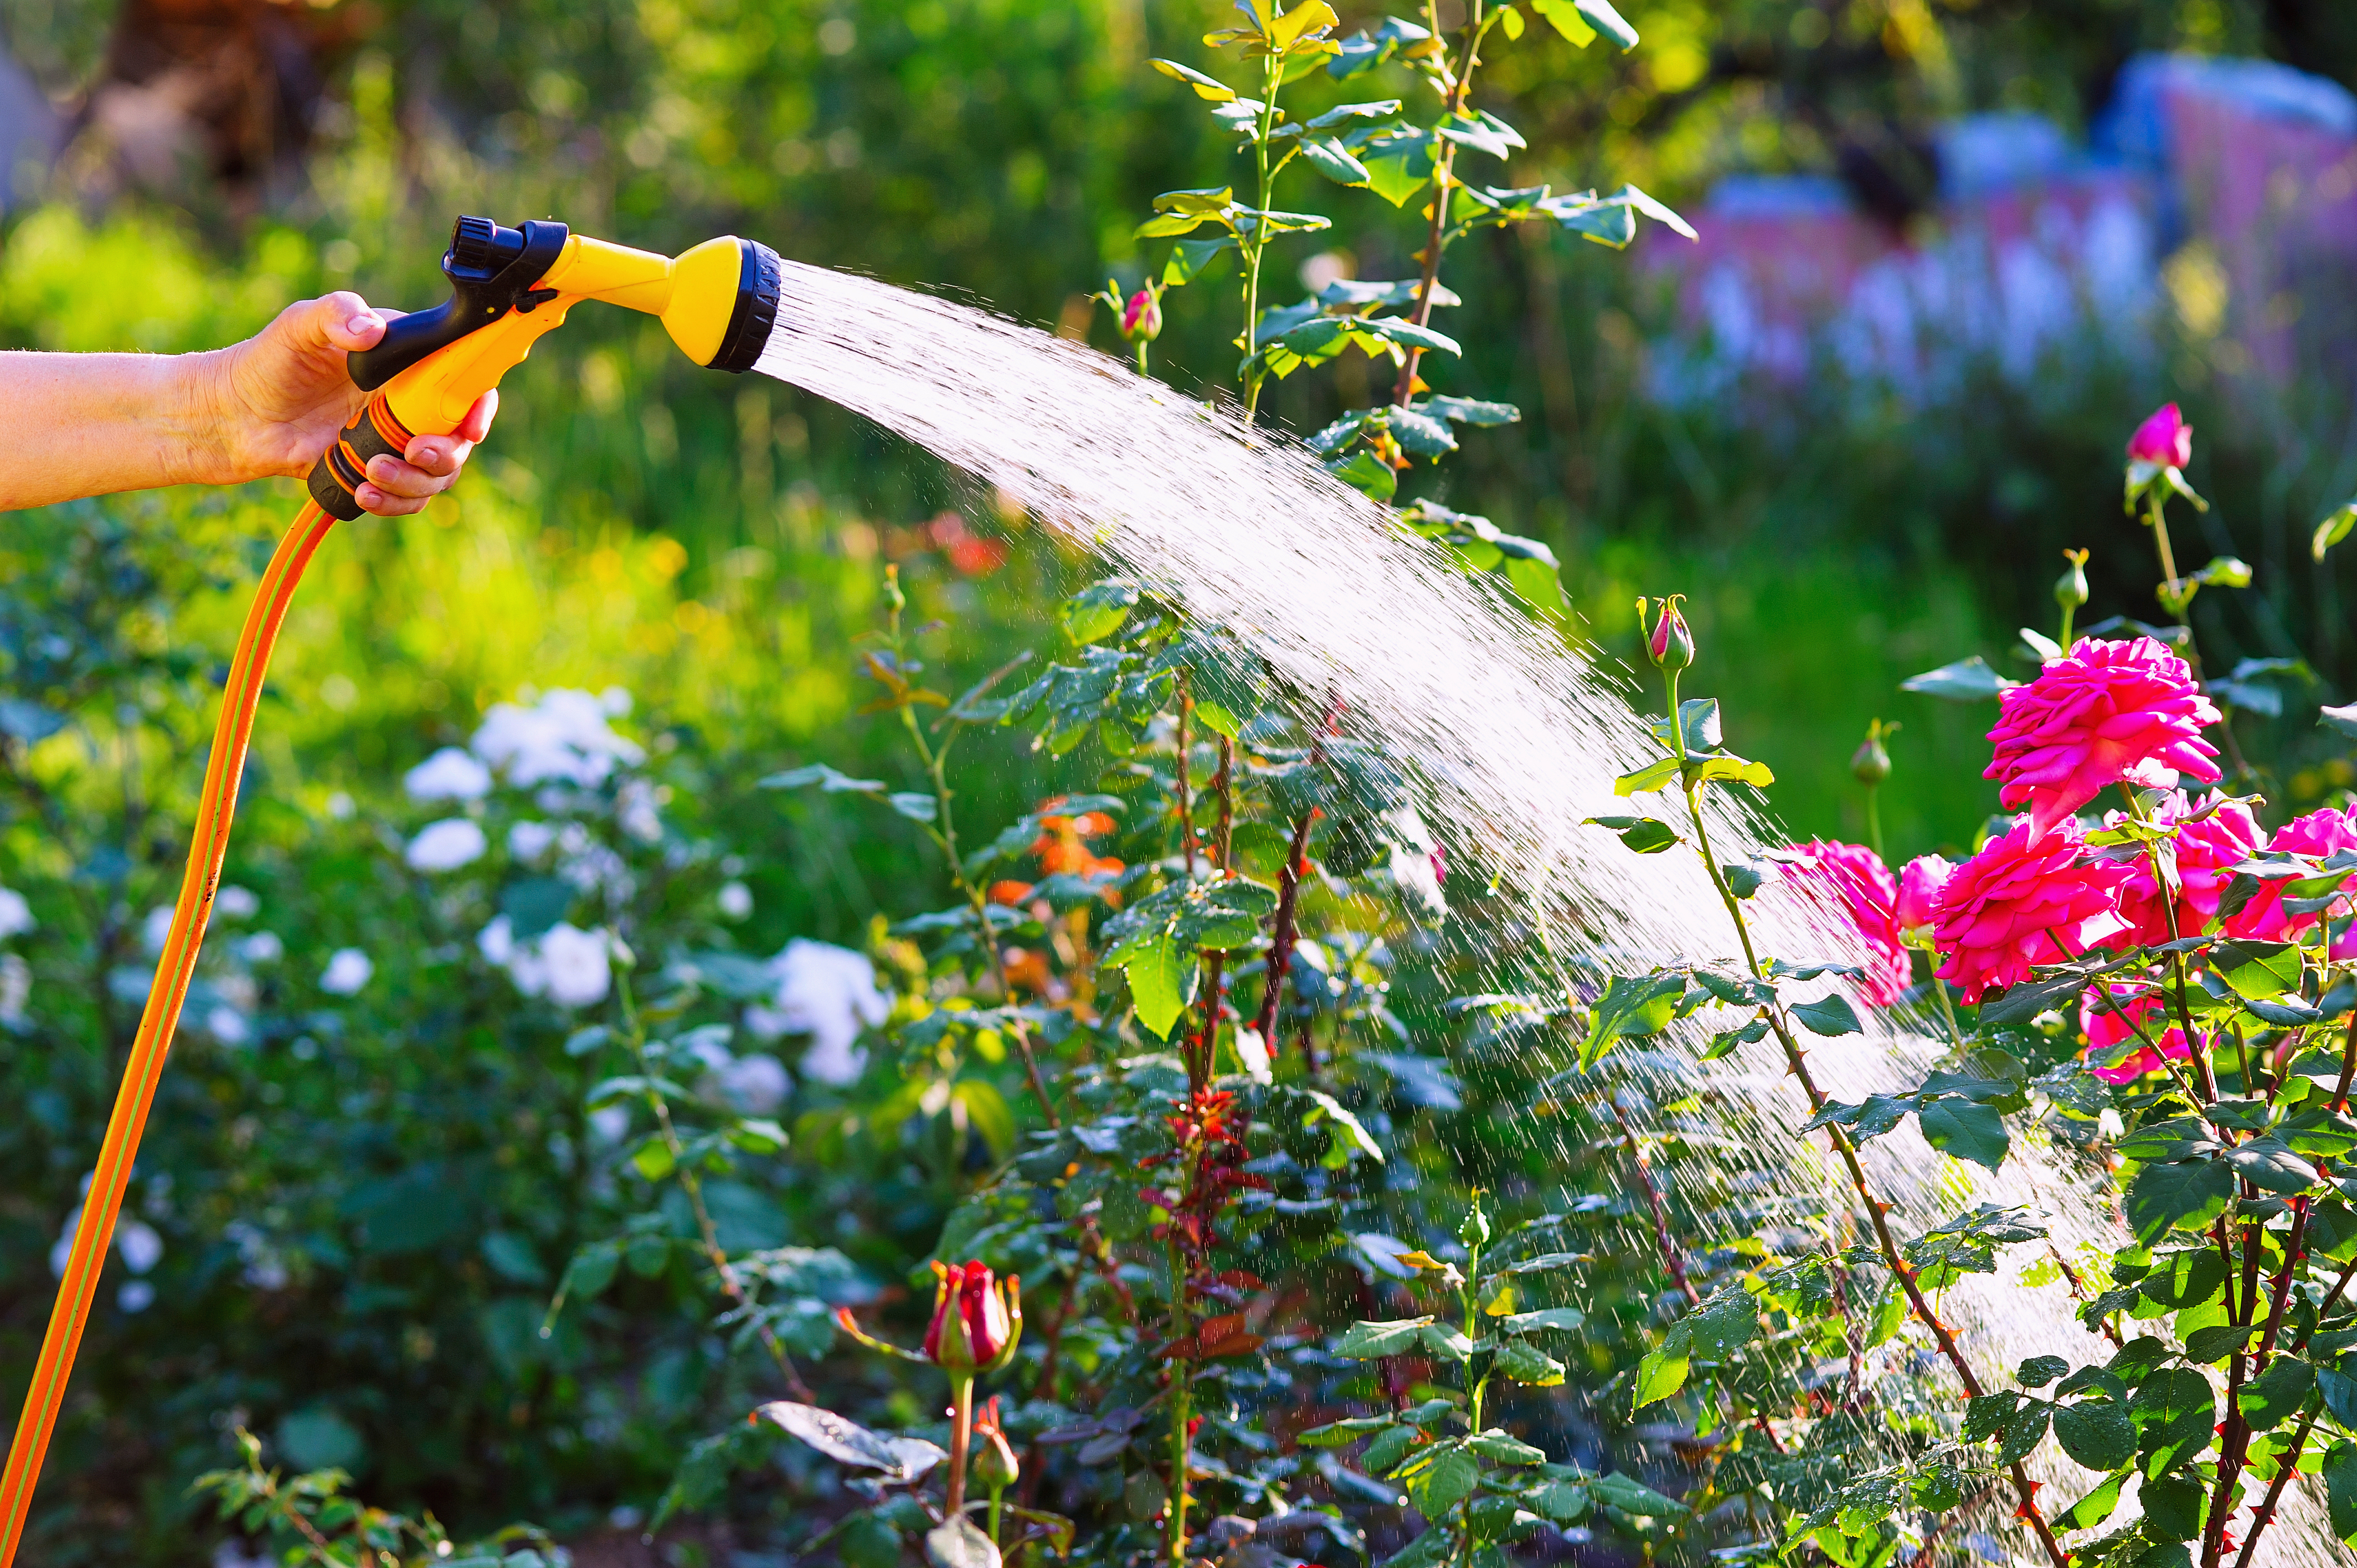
923, 1258, 1022, 1373
2127, 403, 2192, 470
1637, 595, 1693, 673
971, 1396, 1021, 1489
1120, 285, 1162, 343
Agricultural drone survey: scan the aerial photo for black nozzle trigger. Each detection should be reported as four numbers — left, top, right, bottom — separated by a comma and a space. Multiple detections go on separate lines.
347, 219, 571, 392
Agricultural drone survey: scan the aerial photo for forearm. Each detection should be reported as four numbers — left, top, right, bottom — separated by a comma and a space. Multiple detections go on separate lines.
0, 349, 235, 510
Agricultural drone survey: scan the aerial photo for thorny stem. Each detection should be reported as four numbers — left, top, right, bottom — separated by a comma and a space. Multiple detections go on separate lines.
2045, 1244, 2126, 1349
946, 1374, 975, 1520
1165, 1230, 1195, 1567
617, 973, 815, 1402
1678, 772, 2066, 1567
1390, 0, 1486, 409
2146, 492, 2184, 611
1175, 671, 1197, 879
1253, 811, 1317, 1045
2237, 1256, 2357, 1567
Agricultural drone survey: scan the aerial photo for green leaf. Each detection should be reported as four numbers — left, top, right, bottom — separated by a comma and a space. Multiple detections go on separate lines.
2052, 1401, 2137, 1472
2323, 1440, 2357, 1541
1163, 235, 1236, 286
1582, 815, 1678, 854
1150, 58, 1237, 101
1917, 1097, 2010, 1172
887, 792, 938, 824
1467, 1432, 1546, 1465
1119, 931, 1194, 1040
2225, 1134, 2318, 1195
1408, 1448, 1479, 1514
2325, 703, 2357, 740
1613, 756, 1680, 797
2056, 1469, 2129, 1530
926, 1516, 1001, 1568
2313, 501, 2357, 561
1635, 1287, 1758, 1409
1900, 656, 2016, 702
2238, 1356, 2313, 1431
1299, 136, 1371, 185
1580, 972, 1686, 1069
1363, 1424, 1420, 1476
2122, 1159, 2236, 1244
1329, 450, 1397, 501
1332, 1317, 1435, 1359
2130, 1368, 2215, 1476
2141, 1474, 2203, 1541
1493, 1337, 1565, 1385
1688, 754, 1774, 789
1299, 1416, 1398, 1448
761, 762, 884, 795
1632, 1345, 1688, 1410
1572, 0, 1639, 48
1790, 995, 1864, 1038
1500, 1306, 1586, 1335
1061, 580, 1140, 644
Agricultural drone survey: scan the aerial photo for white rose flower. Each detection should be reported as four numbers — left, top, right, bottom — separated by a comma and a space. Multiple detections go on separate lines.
472, 689, 644, 789
320, 948, 373, 996
404, 745, 492, 802
536, 922, 613, 1008
116, 1219, 163, 1274
405, 818, 488, 873
212, 885, 260, 920
477, 915, 516, 967
117, 1281, 155, 1314
748, 939, 887, 1085
239, 931, 284, 964
0, 886, 30, 941
205, 1005, 250, 1045
717, 881, 753, 920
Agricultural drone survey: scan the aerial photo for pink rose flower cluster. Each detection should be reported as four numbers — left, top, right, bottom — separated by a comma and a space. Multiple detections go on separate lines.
1779, 839, 1910, 1005
2078, 979, 2200, 1084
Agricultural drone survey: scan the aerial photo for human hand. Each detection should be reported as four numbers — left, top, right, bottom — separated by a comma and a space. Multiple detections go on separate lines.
194, 292, 498, 516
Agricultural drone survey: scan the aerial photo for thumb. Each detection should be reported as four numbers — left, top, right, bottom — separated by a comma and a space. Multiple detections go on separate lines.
310, 291, 387, 354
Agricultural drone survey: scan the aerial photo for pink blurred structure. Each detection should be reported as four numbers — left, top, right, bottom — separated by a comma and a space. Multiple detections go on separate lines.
1641, 54, 2357, 402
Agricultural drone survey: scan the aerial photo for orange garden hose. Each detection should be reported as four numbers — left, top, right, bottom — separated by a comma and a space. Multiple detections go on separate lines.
0, 499, 340, 1565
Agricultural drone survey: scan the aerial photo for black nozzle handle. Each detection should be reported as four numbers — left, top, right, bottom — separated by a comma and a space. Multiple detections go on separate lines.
348, 218, 570, 391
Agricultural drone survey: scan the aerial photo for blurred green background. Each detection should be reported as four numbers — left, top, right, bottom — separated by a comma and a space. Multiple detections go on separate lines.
6, 0, 2357, 1557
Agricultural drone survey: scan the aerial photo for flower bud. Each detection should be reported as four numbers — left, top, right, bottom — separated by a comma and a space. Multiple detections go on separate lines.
1894, 854, 1954, 947
1850, 721, 1892, 788
2054, 549, 2090, 612
1456, 1191, 1491, 1249
1636, 595, 1693, 673
1119, 285, 1162, 343
2127, 403, 2192, 470
971, 1397, 1021, 1490
923, 1259, 1022, 1374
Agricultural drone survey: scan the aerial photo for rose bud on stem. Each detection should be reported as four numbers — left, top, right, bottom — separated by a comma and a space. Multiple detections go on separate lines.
971, 1396, 1020, 1545
834, 1259, 1021, 1524
1636, 595, 1695, 759
1851, 718, 1895, 859
2055, 548, 2090, 649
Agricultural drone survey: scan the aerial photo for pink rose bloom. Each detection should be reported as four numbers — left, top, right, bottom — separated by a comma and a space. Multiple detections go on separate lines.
2102, 791, 2265, 946
1931, 818, 2136, 1003
1782, 839, 1910, 1006
1895, 855, 1954, 938
1983, 637, 2221, 843
2127, 403, 2193, 469
2224, 804, 2357, 944
2080, 979, 2199, 1084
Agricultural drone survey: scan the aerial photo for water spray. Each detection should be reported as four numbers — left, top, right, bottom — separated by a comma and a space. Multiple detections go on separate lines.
0, 215, 785, 1565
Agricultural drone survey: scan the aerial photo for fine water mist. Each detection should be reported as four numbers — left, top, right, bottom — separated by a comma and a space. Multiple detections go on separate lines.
754, 262, 2334, 1565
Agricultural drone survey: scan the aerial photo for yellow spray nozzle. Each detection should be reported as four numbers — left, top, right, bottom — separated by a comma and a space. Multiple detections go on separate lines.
307, 215, 783, 521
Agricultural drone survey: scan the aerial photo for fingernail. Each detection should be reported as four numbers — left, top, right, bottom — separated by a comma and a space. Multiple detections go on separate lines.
348, 314, 378, 334
356, 485, 381, 507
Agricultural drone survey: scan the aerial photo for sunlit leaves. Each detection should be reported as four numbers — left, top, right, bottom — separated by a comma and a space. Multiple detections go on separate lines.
1633, 1285, 1758, 1409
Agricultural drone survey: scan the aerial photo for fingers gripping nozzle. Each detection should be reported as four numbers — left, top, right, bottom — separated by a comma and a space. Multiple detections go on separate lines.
304, 214, 788, 522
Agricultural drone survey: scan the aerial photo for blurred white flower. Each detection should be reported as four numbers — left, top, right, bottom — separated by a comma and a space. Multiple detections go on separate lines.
0, 952, 29, 1025
212, 885, 260, 920
116, 1219, 162, 1274
405, 818, 487, 873
560, 840, 634, 901
588, 1104, 631, 1144
325, 791, 356, 820
508, 819, 558, 862
320, 948, 373, 996
744, 939, 887, 1085
117, 1280, 155, 1314
600, 686, 632, 717
404, 745, 492, 802
142, 904, 176, 956
617, 778, 664, 843
0, 887, 34, 941
503, 921, 611, 1009
718, 1053, 790, 1114
205, 1005, 250, 1046
471, 689, 644, 789
239, 931, 284, 965
717, 881, 753, 920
